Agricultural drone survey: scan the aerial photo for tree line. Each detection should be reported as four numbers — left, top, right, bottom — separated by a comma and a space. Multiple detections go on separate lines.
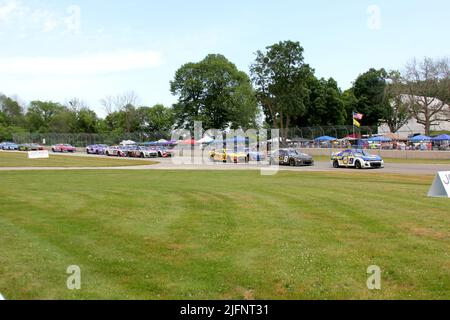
1, 40, 449, 141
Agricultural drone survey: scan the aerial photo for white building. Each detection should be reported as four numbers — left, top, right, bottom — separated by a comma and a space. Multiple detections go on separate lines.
378, 95, 450, 135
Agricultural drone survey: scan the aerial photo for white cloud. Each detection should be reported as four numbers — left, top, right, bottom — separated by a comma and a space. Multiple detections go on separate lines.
0, 0, 20, 24
0, 50, 163, 75
0, 0, 81, 34
367, 5, 382, 30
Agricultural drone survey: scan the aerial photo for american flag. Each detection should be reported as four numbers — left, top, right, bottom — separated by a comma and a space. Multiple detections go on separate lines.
353, 112, 363, 120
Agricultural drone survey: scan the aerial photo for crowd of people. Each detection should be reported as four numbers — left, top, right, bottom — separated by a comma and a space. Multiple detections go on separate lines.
293, 139, 450, 151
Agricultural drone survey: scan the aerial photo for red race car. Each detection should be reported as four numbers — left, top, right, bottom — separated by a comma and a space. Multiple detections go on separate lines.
52, 144, 77, 153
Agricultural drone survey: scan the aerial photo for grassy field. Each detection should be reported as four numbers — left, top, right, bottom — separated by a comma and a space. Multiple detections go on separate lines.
0, 169, 449, 300
0, 152, 157, 167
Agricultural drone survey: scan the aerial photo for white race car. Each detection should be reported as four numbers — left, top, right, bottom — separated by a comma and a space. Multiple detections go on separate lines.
331, 149, 384, 169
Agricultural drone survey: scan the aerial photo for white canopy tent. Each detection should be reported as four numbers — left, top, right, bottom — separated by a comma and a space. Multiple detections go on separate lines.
197, 136, 214, 144
119, 140, 137, 146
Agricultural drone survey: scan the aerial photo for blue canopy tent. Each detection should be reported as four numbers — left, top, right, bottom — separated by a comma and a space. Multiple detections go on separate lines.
142, 141, 157, 146
410, 135, 432, 142
367, 136, 392, 142
432, 134, 450, 141
142, 141, 175, 147
314, 136, 337, 142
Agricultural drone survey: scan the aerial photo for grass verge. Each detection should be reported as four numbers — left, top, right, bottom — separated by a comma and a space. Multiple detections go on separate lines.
0, 170, 449, 299
0, 152, 157, 167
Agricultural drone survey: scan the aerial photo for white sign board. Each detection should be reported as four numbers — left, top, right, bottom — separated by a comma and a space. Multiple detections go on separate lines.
28, 150, 49, 159
428, 171, 450, 198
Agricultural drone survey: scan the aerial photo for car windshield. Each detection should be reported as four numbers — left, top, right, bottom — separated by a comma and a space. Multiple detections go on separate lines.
288, 150, 298, 156
354, 150, 370, 157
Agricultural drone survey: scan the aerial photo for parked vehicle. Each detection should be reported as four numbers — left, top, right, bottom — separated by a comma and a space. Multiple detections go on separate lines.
149, 146, 175, 158
0, 142, 19, 150
331, 149, 384, 169
209, 149, 249, 163
19, 143, 44, 151
127, 146, 159, 158
86, 144, 108, 155
269, 149, 314, 166
105, 146, 127, 157
52, 144, 77, 153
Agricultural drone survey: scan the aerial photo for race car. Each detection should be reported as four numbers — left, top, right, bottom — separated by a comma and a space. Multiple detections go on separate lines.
127, 146, 158, 158
331, 149, 384, 169
0, 142, 19, 150
19, 143, 44, 151
209, 149, 249, 163
52, 144, 76, 153
269, 149, 314, 166
149, 146, 174, 158
86, 144, 108, 155
105, 146, 127, 157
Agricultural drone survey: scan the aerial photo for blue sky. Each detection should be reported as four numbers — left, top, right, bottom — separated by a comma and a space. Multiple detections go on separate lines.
0, 0, 449, 116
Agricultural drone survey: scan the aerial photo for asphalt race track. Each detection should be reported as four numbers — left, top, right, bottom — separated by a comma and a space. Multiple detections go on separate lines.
1, 152, 449, 175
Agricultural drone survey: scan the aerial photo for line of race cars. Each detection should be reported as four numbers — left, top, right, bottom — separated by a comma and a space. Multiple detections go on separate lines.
1, 141, 385, 169
0, 142, 44, 151
210, 148, 384, 169
85, 144, 175, 158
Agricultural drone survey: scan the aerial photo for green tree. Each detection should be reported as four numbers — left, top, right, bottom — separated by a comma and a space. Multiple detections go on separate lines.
381, 71, 411, 133
402, 57, 450, 135
104, 104, 140, 134
48, 109, 77, 133
137, 104, 174, 133
250, 41, 314, 140
299, 77, 346, 126
171, 54, 258, 130
0, 94, 24, 126
76, 108, 99, 133
26, 101, 66, 133
342, 89, 359, 125
351, 68, 390, 127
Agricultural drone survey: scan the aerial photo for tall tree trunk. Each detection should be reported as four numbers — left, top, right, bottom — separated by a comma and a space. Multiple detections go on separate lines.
284, 117, 290, 143
425, 118, 430, 136
279, 110, 284, 144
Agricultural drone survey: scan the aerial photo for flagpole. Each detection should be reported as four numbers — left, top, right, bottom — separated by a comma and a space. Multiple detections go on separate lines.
352, 112, 355, 146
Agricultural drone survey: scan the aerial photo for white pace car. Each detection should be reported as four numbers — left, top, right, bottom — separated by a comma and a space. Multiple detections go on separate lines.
331, 149, 384, 169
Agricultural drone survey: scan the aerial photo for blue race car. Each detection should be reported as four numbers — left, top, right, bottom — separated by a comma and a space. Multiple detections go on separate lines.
0, 142, 19, 150
86, 144, 108, 155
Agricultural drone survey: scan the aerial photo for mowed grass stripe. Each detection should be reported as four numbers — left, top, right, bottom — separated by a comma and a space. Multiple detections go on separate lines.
0, 152, 157, 167
0, 170, 449, 299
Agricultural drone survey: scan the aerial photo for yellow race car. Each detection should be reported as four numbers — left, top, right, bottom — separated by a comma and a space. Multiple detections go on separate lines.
209, 149, 249, 163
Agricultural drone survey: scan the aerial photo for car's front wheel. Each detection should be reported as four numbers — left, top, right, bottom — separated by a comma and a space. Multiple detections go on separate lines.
355, 161, 362, 169
333, 160, 339, 168
289, 159, 296, 167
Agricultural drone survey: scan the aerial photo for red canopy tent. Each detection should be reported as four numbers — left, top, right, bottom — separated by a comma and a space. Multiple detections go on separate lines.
181, 138, 197, 145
